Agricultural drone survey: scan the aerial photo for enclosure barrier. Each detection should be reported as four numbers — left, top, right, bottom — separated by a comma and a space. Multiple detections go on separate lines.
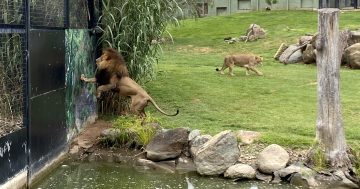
0, 0, 99, 188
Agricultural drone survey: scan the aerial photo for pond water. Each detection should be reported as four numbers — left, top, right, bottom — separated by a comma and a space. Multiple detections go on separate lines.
33, 161, 300, 189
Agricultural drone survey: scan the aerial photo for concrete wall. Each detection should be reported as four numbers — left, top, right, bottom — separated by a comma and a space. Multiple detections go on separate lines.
202, 0, 358, 16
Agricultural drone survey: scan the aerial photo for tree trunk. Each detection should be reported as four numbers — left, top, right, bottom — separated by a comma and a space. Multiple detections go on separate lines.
315, 8, 351, 169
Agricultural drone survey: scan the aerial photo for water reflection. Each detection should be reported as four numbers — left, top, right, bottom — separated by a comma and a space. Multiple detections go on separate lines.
33, 161, 299, 189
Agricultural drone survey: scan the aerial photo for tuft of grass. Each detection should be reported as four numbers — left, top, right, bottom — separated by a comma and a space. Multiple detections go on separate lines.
351, 144, 360, 175
310, 141, 328, 172
111, 113, 161, 147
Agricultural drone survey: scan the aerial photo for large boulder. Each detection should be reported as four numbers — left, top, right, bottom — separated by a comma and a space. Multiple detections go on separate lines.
145, 128, 189, 161
344, 43, 360, 69
224, 163, 256, 179
348, 30, 360, 46
189, 135, 212, 157
175, 155, 197, 173
302, 44, 316, 64
194, 130, 240, 176
279, 45, 303, 64
247, 24, 266, 39
188, 129, 201, 141
257, 144, 289, 174
241, 24, 266, 42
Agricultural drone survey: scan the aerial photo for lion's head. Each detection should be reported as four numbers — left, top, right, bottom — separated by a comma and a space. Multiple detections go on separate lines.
95, 48, 129, 78
255, 56, 263, 65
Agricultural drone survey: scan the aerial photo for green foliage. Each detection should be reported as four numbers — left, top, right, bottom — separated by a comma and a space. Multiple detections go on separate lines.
0, 33, 24, 133
111, 113, 160, 147
309, 141, 328, 171
265, 0, 278, 6
351, 144, 360, 175
0, 0, 23, 24
98, 0, 183, 83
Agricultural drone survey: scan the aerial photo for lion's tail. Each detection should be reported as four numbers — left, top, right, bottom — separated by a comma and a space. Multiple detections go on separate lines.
215, 68, 220, 71
148, 98, 179, 116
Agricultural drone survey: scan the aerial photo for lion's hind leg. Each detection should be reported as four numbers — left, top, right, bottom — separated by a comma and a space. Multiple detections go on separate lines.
130, 97, 148, 117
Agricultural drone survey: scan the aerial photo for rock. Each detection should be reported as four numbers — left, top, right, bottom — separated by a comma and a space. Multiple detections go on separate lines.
279, 45, 303, 64
246, 24, 266, 40
290, 172, 319, 188
69, 145, 79, 155
309, 170, 360, 189
344, 43, 360, 69
299, 35, 313, 46
235, 130, 261, 145
146, 128, 190, 161
188, 129, 201, 141
272, 162, 316, 184
302, 44, 316, 64
257, 144, 289, 174
332, 170, 359, 189
175, 156, 197, 173
276, 162, 314, 178
274, 43, 288, 60
256, 171, 273, 182
189, 135, 212, 157
348, 31, 360, 46
135, 158, 175, 173
224, 164, 256, 179
194, 130, 240, 176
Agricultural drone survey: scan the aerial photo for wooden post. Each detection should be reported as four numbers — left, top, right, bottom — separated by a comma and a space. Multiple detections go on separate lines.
316, 8, 351, 169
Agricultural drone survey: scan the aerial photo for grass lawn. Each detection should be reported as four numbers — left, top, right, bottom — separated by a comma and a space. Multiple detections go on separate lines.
141, 10, 360, 149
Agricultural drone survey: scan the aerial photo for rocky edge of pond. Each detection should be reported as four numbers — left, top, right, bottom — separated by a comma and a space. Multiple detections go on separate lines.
69, 122, 359, 189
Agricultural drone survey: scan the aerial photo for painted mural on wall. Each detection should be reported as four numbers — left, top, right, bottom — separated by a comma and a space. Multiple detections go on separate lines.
65, 29, 97, 140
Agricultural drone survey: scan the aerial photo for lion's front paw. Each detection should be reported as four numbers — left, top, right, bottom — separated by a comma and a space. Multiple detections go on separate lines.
96, 91, 102, 99
80, 74, 86, 81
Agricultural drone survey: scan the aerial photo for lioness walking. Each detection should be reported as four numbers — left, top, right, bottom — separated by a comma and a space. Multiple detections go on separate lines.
216, 54, 263, 76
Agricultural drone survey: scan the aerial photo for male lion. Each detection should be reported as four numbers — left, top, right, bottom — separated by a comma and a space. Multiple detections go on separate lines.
82, 48, 129, 95
216, 54, 263, 76
81, 48, 179, 117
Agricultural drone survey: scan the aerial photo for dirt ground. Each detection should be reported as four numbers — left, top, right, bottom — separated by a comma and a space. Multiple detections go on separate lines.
70, 120, 141, 162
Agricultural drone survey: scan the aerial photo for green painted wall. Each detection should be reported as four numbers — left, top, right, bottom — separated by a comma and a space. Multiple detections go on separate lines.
65, 29, 97, 140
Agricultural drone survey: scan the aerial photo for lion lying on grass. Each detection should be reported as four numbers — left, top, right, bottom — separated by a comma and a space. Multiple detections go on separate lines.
216, 54, 263, 76
81, 48, 179, 117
